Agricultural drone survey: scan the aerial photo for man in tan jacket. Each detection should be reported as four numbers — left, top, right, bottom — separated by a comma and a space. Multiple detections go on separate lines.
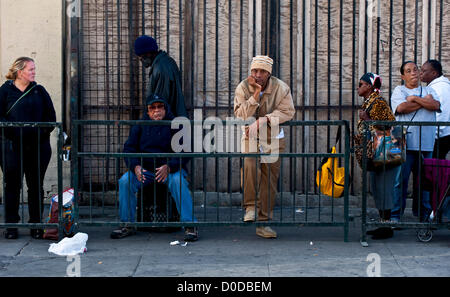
234, 55, 295, 238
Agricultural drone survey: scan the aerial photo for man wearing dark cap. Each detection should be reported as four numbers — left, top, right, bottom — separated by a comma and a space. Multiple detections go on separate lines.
111, 94, 197, 241
134, 35, 187, 117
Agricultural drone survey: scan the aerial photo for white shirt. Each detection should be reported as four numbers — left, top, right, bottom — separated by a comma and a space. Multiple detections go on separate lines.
390, 85, 439, 151
427, 75, 450, 138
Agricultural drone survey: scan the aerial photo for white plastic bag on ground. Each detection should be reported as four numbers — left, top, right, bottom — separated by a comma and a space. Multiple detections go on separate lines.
48, 232, 88, 256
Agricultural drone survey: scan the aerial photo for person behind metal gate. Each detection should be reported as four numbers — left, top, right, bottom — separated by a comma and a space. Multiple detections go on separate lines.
390, 61, 441, 222
111, 94, 198, 241
420, 59, 450, 160
356, 72, 398, 239
0, 57, 56, 239
234, 55, 295, 239
134, 35, 187, 118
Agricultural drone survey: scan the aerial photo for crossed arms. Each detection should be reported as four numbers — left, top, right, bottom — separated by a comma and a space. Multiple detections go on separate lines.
395, 94, 440, 114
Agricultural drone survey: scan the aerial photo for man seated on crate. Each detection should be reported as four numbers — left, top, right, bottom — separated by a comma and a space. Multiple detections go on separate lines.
110, 94, 198, 241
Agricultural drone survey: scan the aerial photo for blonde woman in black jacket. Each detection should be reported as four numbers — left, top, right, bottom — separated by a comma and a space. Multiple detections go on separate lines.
0, 57, 56, 239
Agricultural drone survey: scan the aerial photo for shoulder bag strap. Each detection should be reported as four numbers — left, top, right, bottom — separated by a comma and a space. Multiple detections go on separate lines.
364, 95, 380, 115
6, 85, 36, 116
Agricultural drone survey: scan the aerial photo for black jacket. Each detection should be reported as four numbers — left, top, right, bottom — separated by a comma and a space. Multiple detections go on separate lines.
123, 101, 187, 173
146, 51, 187, 117
0, 80, 56, 144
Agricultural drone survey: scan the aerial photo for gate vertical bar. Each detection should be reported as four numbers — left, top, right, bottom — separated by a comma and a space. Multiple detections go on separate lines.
361, 122, 368, 246
129, 0, 138, 120
215, 0, 219, 220
228, 0, 233, 219
438, 0, 442, 61
167, 0, 170, 55
141, 0, 146, 96
375, 0, 380, 74
62, 0, 68, 138
358, 0, 365, 79
351, 0, 356, 195
388, 0, 393, 102
313, 0, 318, 194
154, 0, 157, 41
327, 0, 331, 149
339, 0, 343, 123
228, 0, 233, 113
183, 0, 195, 113
414, 0, 418, 64
402, 0, 406, 65
343, 121, 350, 242
77, 0, 84, 193
179, 0, 183, 77
104, 0, 111, 192
364, 0, 368, 74
73, 121, 79, 232
57, 125, 64, 239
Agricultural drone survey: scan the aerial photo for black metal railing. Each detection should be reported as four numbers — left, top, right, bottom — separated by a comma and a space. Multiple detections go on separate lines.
72, 120, 351, 241
360, 121, 450, 245
0, 122, 65, 237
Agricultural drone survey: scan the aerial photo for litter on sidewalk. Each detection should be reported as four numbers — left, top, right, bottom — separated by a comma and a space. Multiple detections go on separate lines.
170, 240, 188, 247
48, 232, 88, 256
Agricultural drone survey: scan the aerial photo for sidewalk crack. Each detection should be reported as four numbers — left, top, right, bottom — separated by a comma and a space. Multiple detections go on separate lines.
1, 240, 32, 272
385, 244, 407, 277
131, 255, 143, 277
15, 240, 31, 257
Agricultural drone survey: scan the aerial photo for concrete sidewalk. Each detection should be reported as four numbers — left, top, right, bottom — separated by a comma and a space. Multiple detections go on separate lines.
0, 222, 449, 277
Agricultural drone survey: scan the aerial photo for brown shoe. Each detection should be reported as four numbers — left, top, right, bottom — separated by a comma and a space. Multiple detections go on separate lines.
243, 208, 256, 222
256, 226, 277, 239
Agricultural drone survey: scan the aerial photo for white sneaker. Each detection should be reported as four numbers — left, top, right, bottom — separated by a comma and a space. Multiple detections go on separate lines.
256, 226, 277, 239
243, 208, 256, 222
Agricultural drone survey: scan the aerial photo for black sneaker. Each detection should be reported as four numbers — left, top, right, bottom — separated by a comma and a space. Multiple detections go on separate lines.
371, 227, 393, 240
30, 229, 44, 239
4, 228, 18, 239
184, 227, 198, 242
366, 229, 378, 235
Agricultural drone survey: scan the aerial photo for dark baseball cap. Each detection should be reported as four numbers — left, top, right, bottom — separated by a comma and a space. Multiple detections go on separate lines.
146, 94, 166, 106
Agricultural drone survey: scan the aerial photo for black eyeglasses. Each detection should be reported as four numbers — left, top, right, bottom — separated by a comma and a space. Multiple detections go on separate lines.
148, 104, 165, 110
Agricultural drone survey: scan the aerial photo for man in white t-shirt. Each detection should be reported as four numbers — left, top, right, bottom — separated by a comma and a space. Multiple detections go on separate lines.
420, 59, 450, 159
390, 61, 441, 222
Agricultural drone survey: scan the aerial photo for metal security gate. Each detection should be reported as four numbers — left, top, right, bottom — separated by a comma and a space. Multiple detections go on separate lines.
66, 0, 450, 195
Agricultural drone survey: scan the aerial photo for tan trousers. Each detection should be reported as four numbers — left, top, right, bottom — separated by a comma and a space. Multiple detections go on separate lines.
241, 138, 285, 221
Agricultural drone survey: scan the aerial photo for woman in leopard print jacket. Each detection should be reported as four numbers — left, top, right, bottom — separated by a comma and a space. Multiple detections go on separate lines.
356, 73, 400, 240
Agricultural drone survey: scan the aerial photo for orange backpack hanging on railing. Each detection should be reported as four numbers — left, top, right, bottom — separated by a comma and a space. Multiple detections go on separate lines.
316, 127, 345, 198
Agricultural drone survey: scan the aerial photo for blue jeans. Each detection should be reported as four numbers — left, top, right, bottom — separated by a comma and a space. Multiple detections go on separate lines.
118, 169, 197, 223
392, 151, 432, 220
